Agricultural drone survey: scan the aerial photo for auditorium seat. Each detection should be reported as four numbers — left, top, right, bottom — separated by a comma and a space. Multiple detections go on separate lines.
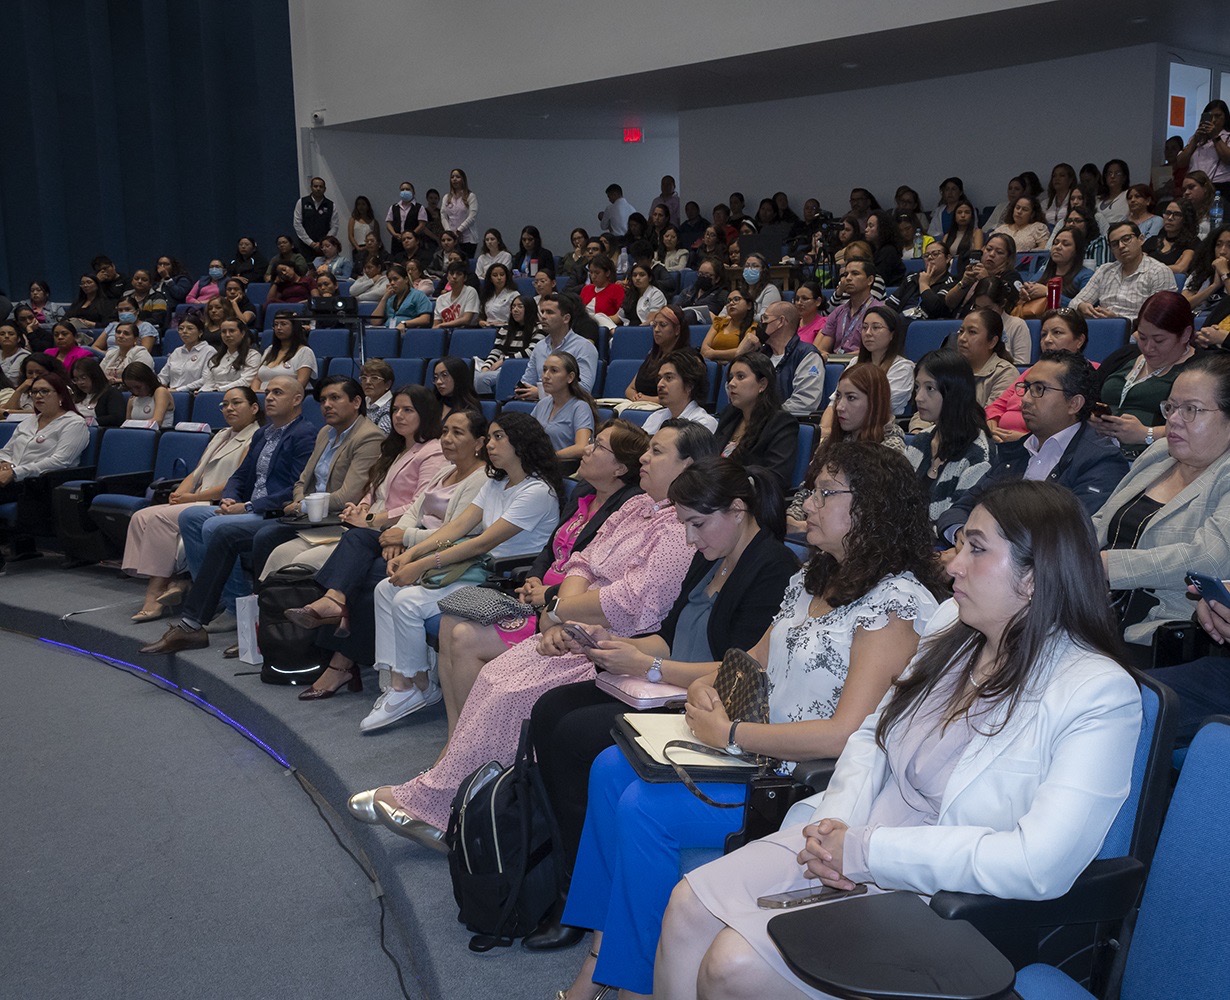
495, 359, 530, 401
607, 326, 653, 362
400, 329, 446, 359
447, 328, 497, 361
308, 327, 350, 358
89, 430, 213, 552
359, 327, 399, 360
188, 392, 230, 430
903, 319, 960, 361
386, 358, 426, 387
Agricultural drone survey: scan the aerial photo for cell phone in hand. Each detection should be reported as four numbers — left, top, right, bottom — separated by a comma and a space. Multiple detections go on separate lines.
1090, 401, 1112, 419
757, 883, 867, 909
1187, 572, 1230, 608
559, 622, 600, 649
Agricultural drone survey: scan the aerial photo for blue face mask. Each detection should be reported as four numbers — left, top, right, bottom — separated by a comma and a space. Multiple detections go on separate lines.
742, 267, 761, 285
117, 311, 137, 323
399, 190, 415, 202
209, 267, 224, 280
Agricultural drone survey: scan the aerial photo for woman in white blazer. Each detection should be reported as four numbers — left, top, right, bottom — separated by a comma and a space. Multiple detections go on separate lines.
121, 387, 261, 621
656, 480, 1142, 1000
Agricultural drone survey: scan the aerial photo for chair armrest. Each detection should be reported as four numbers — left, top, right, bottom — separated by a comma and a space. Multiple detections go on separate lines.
92, 471, 155, 496
791, 758, 836, 792
929, 856, 1146, 969
1151, 619, 1218, 667
36, 464, 97, 489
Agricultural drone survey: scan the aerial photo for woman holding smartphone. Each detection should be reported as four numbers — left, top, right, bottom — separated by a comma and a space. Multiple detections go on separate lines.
553, 443, 946, 1000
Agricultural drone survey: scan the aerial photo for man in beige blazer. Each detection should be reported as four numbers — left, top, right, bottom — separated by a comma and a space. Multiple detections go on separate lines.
250, 374, 385, 580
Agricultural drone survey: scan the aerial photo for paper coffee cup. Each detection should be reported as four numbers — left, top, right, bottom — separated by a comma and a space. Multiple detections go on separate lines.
304, 493, 330, 523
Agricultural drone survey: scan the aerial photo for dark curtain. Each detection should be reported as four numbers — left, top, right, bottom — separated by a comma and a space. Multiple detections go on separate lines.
0, 0, 299, 301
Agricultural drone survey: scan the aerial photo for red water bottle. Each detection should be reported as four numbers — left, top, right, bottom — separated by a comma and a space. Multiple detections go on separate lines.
1046, 277, 1063, 309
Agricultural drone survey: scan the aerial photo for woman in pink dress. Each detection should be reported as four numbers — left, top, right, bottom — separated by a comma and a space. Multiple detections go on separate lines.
347, 420, 717, 849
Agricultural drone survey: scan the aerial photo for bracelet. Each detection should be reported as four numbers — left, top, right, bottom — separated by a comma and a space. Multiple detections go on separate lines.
435, 539, 454, 552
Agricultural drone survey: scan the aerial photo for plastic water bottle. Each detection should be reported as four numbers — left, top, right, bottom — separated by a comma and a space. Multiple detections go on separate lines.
913, 232, 924, 258
1212, 192, 1225, 231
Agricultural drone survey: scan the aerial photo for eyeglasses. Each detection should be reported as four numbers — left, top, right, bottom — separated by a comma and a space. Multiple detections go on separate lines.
585, 438, 615, 457
1015, 380, 1068, 398
1160, 400, 1222, 422
359, 374, 387, 383
218, 399, 246, 410
1110, 234, 1140, 248
1162, 210, 1183, 218
797, 487, 854, 508
30, 388, 53, 397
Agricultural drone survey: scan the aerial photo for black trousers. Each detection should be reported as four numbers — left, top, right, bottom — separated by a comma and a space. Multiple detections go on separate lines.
529, 680, 632, 873
315, 527, 387, 665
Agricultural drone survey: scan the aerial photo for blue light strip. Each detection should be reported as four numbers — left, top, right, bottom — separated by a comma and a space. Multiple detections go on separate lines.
39, 637, 292, 769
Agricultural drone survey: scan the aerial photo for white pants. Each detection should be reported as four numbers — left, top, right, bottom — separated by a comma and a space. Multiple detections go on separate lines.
372, 577, 465, 679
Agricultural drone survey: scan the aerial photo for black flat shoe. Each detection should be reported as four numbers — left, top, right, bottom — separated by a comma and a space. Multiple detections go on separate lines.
522, 899, 585, 951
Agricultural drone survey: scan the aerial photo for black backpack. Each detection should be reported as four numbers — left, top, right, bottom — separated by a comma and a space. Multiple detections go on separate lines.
256, 563, 329, 686
446, 720, 564, 952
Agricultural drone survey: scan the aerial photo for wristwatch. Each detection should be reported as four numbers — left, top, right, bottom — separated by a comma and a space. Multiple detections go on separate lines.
646, 657, 663, 683
725, 721, 743, 756
1143, 427, 1155, 448
544, 595, 563, 624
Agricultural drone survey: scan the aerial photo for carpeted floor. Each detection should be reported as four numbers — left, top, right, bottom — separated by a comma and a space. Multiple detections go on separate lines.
0, 559, 585, 1000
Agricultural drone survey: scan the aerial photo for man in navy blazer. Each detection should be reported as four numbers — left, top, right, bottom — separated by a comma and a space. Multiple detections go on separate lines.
141, 375, 317, 654
937, 350, 1129, 549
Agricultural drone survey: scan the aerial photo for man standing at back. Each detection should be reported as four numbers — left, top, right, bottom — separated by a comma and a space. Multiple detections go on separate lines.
598, 184, 635, 243
294, 176, 338, 259
140, 375, 316, 654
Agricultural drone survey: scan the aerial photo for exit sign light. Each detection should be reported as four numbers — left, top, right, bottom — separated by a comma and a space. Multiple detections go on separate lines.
623, 128, 644, 143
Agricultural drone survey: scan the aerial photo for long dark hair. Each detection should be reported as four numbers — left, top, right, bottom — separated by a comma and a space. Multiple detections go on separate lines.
121, 361, 161, 396
802, 442, 948, 606
545, 351, 599, 424
725, 352, 782, 466
262, 311, 309, 365
857, 305, 906, 367
669, 457, 786, 541
1038, 226, 1089, 297
917, 349, 988, 463
875, 480, 1126, 749
210, 321, 254, 370
363, 384, 443, 496
433, 356, 482, 413
1159, 199, 1200, 248
32, 370, 80, 415
1187, 225, 1230, 291
70, 356, 108, 396
486, 410, 566, 510
942, 197, 979, 255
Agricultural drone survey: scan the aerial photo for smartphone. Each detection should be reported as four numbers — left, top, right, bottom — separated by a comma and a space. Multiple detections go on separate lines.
559, 622, 600, 649
757, 883, 867, 909
1091, 401, 1112, 419
1187, 572, 1230, 608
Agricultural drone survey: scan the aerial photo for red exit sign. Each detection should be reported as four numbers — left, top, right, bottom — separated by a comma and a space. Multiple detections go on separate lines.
623, 128, 644, 143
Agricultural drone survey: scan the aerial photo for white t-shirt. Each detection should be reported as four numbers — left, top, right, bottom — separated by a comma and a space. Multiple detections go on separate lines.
255, 345, 318, 389
473, 474, 559, 559
434, 286, 481, 326
642, 400, 718, 435
160, 342, 217, 391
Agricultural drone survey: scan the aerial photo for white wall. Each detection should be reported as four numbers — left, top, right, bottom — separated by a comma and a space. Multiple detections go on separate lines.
304, 128, 678, 254
678, 45, 1160, 218
288, 0, 1049, 129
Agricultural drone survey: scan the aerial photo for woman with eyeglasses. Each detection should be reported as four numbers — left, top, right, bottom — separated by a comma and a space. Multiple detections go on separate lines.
581, 254, 625, 319
1144, 200, 1200, 274
700, 289, 758, 364
1093, 351, 1230, 657
1092, 292, 1200, 459
411, 420, 647, 730
122, 387, 261, 620
886, 242, 958, 320
552, 444, 946, 1000
0, 372, 90, 569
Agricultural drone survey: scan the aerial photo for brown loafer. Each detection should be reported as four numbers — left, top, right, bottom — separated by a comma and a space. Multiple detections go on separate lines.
139, 624, 209, 655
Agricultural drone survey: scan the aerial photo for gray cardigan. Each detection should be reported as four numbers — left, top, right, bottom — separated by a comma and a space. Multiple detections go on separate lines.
1093, 441, 1230, 645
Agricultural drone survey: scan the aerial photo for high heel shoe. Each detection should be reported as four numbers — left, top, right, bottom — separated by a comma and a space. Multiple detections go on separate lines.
131, 607, 167, 623
523, 897, 585, 950
297, 664, 363, 700
155, 584, 188, 608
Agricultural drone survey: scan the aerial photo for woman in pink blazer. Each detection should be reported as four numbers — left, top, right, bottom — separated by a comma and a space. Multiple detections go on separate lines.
259, 384, 445, 579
